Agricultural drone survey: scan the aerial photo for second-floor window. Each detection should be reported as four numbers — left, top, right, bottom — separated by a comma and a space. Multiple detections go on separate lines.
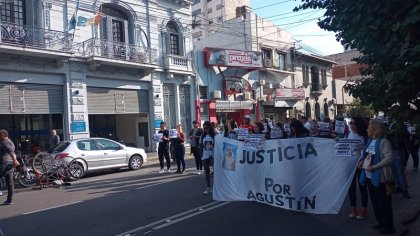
277, 53, 286, 70
1, 0, 25, 25
112, 20, 124, 43
167, 21, 179, 55
262, 48, 271, 59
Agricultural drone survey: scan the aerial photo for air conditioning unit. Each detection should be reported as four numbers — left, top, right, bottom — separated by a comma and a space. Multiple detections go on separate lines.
212, 90, 222, 99
264, 59, 272, 68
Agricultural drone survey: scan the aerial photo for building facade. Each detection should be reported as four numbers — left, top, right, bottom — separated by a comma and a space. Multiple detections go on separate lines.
0, 0, 194, 153
191, 0, 251, 41
193, 6, 336, 125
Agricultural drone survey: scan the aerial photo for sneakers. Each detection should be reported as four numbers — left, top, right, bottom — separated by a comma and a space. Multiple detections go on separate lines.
203, 187, 211, 195
348, 207, 357, 219
2, 200, 13, 205
356, 207, 366, 220
158, 168, 165, 174
193, 170, 203, 175
166, 168, 171, 173
175, 170, 181, 174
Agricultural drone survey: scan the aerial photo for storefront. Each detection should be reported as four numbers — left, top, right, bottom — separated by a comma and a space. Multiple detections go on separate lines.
197, 48, 263, 125
0, 81, 64, 154
262, 88, 304, 122
85, 80, 151, 149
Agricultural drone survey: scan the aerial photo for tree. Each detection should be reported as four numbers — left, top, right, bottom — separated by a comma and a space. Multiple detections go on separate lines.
346, 98, 375, 118
295, 0, 420, 125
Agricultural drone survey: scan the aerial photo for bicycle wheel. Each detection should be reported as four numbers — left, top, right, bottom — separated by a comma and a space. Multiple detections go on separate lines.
67, 162, 84, 180
32, 153, 54, 174
17, 170, 37, 187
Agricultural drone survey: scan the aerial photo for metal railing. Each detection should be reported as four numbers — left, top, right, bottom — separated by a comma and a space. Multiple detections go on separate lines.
73, 38, 157, 64
0, 21, 72, 51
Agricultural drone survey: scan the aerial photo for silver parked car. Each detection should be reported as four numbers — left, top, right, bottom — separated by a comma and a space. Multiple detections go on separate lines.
51, 138, 147, 177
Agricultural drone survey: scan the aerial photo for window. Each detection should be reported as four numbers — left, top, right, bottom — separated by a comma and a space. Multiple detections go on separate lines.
167, 21, 180, 55
321, 68, 328, 88
315, 102, 321, 119
278, 53, 286, 70
112, 20, 124, 43
77, 140, 98, 151
261, 48, 271, 59
1, 0, 25, 25
311, 66, 321, 92
323, 102, 329, 118
199, 86, 208, 99
96, 139, 121, 150
192, 9, 201, 16
305, 102, 311, 118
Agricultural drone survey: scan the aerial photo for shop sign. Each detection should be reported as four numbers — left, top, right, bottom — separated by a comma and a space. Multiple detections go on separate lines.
205, 48, 263, 69
154, 119, 163, 129
215, 101, 254, 110
71, 122, 86, 133
275, 88, 305, 100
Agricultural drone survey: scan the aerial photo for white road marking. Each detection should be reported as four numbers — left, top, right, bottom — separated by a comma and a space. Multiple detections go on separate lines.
115, 201, 227, 236
135, 182, 165, 190
22, 201, 83, 215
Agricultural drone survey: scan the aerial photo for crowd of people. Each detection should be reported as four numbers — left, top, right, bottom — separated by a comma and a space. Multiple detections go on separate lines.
155, 114, 418, 235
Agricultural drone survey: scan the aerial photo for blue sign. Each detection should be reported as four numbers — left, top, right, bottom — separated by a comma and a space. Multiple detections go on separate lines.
154, 119, 163, 129
71, 122, 86, 133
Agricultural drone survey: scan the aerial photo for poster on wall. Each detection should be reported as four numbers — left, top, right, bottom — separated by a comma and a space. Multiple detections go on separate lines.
205, 48, 263, 69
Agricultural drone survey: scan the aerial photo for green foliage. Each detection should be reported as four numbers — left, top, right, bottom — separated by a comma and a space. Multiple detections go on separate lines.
295, 0, 420, 125
346, 99, 375, 118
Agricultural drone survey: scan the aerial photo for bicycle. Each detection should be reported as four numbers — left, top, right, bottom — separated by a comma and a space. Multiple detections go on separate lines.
31, 152, 84, 188
0, 152, 37, 189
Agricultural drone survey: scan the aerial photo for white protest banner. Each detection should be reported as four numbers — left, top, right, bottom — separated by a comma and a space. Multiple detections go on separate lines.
334, 139, 362, 158
153, 133, 163, 143
213, 136, 358, 214
334, 120, 346, 134
236, 128, 249, 140
317, 122, 330, 131
243, 134, 264, 150
270, 127, 281, 139
169, 129, 178, 138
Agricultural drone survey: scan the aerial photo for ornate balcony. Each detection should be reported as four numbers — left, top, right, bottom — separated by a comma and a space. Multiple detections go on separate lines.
73, 39, 158, 70
0, 21, 72, 57
163, 54, 193, 74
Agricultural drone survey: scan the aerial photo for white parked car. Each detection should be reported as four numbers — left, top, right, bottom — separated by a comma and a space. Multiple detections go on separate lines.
51, 138, 147, 177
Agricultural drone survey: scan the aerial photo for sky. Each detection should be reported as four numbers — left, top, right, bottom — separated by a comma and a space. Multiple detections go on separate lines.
252, 0, 344, 56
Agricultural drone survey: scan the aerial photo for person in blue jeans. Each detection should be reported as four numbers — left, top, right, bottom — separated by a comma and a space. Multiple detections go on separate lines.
174, 124, 186, 174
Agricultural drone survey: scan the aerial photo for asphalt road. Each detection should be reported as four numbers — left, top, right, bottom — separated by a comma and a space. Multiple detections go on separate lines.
0, 157, 419, 236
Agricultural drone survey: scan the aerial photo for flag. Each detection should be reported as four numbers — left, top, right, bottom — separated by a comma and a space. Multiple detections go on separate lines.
86, 14, 101, 26
77, 16, 88, 27
68, 0, 80, 31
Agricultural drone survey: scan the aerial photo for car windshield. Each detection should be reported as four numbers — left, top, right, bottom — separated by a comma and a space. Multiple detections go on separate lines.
52, 141, 70, 153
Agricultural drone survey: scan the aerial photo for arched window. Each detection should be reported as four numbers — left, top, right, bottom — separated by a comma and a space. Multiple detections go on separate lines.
311, 66, 321, 92
324, 101, 329, 118
305, 102, 311, 118
315, 102, 321, 120
100, 4, 131, 44
166, 21, 180, 55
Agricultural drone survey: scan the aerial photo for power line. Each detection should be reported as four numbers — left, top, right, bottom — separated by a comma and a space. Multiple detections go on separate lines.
253, 0, 294, 10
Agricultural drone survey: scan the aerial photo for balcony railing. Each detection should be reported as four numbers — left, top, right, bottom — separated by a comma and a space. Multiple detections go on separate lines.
163, 54, 192, 72
73, 39, 157, 65
0, 21, 72, 52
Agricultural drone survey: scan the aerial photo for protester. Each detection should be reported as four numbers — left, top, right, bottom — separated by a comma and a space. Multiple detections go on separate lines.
211, 122, 220, 135
200, 121, 215, 195
189, 121, 203, 175
359, 119, 395, 234
387, 123, 411, 199
157, 122, 171, 173
173, 124, 186, 174
253, 121, 264, 134
290, 118, 310, 138
242, 115, 254, 133
224, 118, 238, 140
346, 117, 368, 220
300, 116, 312, 131
0, 129, 19, 205
406, 131, 419, 171
49, 129, 60, 151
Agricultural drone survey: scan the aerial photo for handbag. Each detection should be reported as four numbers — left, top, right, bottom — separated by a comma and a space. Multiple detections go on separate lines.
382, 164, 396, 196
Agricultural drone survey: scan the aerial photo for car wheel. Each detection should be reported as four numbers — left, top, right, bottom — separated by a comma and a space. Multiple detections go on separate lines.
129, 155, 143, 170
